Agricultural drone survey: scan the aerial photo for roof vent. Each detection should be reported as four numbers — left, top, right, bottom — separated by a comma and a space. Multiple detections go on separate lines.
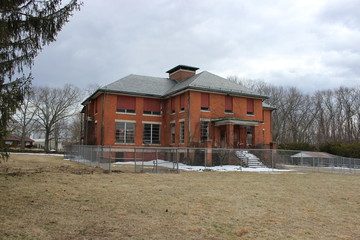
166, 65, 199, 81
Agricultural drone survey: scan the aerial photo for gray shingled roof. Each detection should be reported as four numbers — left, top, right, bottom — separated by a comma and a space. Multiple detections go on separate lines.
262, 102, 277, 110
87, 71, 267, 101
165, 71, 265, 98
100, 74, 176, 97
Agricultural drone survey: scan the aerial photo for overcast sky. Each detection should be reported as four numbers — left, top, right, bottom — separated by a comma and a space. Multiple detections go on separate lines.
32, 0, 360, 93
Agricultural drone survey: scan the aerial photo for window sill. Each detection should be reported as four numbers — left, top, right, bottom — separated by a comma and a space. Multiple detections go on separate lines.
116, 112, 136, 115
179, 110, 185, 113
225, 112, 234, 115
201, 110, 210, 112
115, 143, 135, 145
143, 114, 162, 117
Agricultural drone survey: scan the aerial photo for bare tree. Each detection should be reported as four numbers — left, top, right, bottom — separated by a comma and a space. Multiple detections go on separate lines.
66, 113, 83, 143
10, 90, 38, 150
33, 85, 81, 152
0, 0, 82, 161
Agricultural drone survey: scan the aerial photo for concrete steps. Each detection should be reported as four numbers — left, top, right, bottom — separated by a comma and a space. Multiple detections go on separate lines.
235, 150, 267, 168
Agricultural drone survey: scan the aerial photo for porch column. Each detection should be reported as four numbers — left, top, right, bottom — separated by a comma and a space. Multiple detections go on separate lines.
239, 127, 247, 148
226, 124, 234, 148
206, 146, 212, 166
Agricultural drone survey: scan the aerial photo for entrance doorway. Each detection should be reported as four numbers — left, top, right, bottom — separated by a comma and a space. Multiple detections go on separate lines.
246, 126, 253, 147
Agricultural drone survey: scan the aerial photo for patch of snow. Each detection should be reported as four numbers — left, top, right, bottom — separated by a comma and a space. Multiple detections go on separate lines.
113, 159, 293, 172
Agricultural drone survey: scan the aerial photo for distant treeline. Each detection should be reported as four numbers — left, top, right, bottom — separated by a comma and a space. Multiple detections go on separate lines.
230, 77, 360, 157
279, 142, 360, 158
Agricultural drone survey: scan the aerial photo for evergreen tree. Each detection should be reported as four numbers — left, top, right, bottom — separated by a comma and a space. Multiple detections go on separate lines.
0, 0, 81, 161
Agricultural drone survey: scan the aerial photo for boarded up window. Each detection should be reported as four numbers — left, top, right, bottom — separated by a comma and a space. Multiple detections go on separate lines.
171, 98, 175, 113
247, 99, 254, 115
143, 98, 161, 115
117, 96, 136, 113
170, 123, 175, 144
179, 94, 185, 111
94, 98, 98, 114
225, 96, 233, 113
201, 93, 210, 110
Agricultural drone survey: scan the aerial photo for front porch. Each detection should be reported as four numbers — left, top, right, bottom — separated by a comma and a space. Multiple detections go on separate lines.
210, 118, 269, 149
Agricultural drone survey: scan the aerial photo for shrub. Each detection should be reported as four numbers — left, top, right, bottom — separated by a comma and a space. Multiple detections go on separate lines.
319, 142, 360, 158
278, 142, 316, 151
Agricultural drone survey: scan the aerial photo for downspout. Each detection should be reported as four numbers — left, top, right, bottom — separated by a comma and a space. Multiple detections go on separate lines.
84, 104, 89, 145
187, 91, 191, 144
80, 111, 83, 144
101, 93, 106, 146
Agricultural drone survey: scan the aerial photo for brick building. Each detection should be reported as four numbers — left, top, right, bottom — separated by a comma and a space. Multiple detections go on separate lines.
82, 65, 275, 150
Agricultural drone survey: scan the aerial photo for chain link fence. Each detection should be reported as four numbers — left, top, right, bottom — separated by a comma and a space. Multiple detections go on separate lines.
64, 145, 360, 174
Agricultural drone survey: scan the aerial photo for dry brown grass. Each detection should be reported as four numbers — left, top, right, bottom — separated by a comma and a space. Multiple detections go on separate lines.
1, 154, 360, 240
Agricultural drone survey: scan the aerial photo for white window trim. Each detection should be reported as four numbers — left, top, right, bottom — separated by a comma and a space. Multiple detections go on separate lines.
116, 112, 136, 116
142, 121, 162, 125
143, 113, 162, 117
200, 118, 210, 122
115, 119, 136, 123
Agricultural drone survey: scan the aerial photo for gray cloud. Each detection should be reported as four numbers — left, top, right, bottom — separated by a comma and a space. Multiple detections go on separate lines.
32, 0, 360, 92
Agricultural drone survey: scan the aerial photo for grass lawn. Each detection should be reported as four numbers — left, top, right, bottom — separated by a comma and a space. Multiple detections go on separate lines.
1, 154, 360, 240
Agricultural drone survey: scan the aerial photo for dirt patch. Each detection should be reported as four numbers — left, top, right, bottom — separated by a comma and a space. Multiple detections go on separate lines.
1, 154, 360, 240
0, 154, 104, 175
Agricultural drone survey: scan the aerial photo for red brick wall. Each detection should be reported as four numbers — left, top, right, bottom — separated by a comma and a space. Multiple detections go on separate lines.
169, 70, 196, 81
85, 90, 273, 149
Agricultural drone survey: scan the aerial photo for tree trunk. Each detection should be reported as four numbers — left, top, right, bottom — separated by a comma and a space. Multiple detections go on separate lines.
44, 128, 50, 152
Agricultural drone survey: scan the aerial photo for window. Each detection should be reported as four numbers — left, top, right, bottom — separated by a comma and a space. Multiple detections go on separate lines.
200, 121, 209, 142
171, 98, 175, 114
225, 95, 233, 113
201, 93, 210, 111
179, 94, 185, 112
170, 123, 175, 144
247, 99, 254, 115
179, 122, 184, 144
117, 96, 136, 113
143, 98, 161, 115
94, 98, 98, 114
143, 123, 160, 144
115, 122, 135, 144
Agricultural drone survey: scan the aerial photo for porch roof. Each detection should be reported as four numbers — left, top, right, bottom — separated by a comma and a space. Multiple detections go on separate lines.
211, 118, 263, 126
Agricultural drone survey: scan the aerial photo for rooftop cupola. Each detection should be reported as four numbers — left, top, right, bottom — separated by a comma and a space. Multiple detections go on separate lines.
166, 65, 199, 81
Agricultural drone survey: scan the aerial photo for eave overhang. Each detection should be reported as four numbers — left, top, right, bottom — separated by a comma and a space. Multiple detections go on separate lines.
211, 118, 263, 126
164, 86, 268, 99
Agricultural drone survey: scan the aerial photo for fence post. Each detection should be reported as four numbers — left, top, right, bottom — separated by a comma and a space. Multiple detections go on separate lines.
133, 147, 136, 173
204, 148, 207, 170
109, 146, 112, 173
176, 148, 179, 173
134, 148, 138, 173
155, 148, 158, 173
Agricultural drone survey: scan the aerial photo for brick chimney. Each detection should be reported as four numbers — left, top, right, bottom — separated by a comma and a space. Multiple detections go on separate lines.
166, 65, 199, 81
